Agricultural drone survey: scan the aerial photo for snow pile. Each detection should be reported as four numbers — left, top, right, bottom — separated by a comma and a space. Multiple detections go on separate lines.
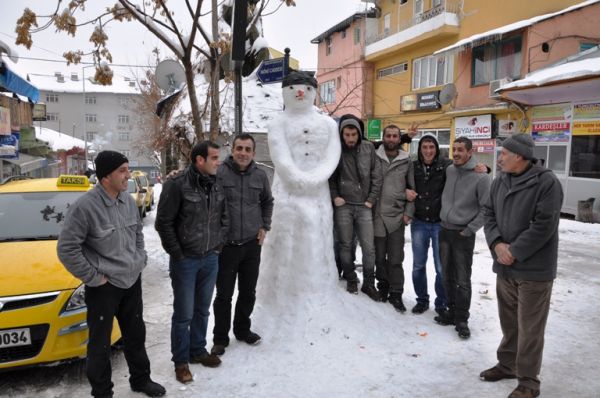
34, 126, 86, 151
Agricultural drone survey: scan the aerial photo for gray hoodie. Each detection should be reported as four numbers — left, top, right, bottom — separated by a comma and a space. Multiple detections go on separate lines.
440, 156, 491, 235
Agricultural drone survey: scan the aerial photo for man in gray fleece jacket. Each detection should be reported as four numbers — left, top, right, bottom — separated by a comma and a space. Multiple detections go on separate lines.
436, 137, 491, 339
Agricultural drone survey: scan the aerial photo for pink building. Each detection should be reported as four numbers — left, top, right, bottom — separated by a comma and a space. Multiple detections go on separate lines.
311, 10, 378, 120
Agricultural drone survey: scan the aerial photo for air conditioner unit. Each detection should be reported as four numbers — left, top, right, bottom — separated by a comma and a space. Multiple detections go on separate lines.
489, 77, 512, 99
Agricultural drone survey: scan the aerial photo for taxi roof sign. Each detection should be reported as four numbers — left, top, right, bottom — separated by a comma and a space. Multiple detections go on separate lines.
57, 175, 90, 188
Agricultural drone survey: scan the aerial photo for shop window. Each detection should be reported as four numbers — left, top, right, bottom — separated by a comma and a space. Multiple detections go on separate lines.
472, 37, 522, 86
533, 144, 568, 174
570, 135, 600, 179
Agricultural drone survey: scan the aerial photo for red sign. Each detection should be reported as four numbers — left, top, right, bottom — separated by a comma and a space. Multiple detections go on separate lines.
532, 122, 570, 131
472, 139, 496, 154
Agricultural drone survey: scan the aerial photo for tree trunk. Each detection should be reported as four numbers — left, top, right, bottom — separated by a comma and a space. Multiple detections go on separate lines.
182, 58, 204, 142
209, 0, 220, 142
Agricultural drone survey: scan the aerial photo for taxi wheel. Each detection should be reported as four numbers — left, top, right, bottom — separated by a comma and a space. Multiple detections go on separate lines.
139, 206, 146, 219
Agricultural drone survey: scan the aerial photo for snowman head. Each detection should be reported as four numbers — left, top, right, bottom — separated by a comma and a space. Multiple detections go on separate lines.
282, 71, 318, 111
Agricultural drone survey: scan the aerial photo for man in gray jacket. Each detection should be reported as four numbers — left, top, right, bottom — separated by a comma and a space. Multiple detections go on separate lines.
373, 124, 414, 312
436, 137, 491, 339
211, 134, 274, 356
58, 150, 165, 398
329, 115, 383, 299
480, 134, 563, 398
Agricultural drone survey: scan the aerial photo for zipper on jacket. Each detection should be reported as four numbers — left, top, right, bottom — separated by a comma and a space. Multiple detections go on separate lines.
240, 172, 244, 241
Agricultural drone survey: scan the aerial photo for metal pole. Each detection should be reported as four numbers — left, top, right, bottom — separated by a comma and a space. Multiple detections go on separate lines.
234, 68, 242, 135
82, 66, 88, 175
284, 47, 290, 76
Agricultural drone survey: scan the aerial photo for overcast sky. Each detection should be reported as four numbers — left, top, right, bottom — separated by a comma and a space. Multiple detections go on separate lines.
0, 0, 365, 79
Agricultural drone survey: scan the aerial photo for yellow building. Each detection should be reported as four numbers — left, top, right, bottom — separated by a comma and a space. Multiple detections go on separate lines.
364, 0, 589, 163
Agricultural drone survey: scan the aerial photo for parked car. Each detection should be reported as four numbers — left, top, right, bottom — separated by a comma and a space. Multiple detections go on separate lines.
127, 178, 147, 219
0, 175, 121, 371
131, 171, 154, 212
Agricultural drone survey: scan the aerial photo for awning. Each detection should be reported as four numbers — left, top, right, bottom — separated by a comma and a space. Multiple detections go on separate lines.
0, 61, 40, 103
1, 153, 47, 173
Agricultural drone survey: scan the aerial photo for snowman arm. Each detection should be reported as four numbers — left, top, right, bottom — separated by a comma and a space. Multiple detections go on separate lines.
267, 123, 313, 186
306, 118, 341, 184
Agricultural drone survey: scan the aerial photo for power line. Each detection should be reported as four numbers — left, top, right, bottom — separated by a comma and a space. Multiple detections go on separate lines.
8, 55, 152, 68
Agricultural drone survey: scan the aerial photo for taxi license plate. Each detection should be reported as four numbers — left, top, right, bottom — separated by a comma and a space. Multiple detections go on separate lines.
0, 328, 31, 348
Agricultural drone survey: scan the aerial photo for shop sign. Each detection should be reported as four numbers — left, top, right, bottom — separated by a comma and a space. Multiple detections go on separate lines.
0, 107, 11, 135
472, 139, 496, 154
531, 103, 571, 142
455, 114, 492, 139
497, 119, 517, 136
417, 91, 441, 110
32, 103, 47, 121
573, 102, 600, 135
0, 132, 19, 159
367, 119, 382, 141
400, 94, 417, 111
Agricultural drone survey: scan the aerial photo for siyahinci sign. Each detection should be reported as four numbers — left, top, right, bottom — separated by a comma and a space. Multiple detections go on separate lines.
455, 114, 492, 139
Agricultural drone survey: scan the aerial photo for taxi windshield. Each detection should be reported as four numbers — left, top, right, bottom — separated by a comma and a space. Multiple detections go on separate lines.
127, 180, 137, 193
0, 191, 85, 241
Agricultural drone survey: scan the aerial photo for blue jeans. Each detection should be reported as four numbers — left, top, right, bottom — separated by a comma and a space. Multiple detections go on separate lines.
169, 253, 218, 364
411, 219, 447, 311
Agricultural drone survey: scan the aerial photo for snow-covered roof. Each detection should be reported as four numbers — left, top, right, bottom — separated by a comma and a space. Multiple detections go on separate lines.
500, 57, 600, 90
35, 126, 86, 151
28, 72, 142, 95
434, 0, 600, 54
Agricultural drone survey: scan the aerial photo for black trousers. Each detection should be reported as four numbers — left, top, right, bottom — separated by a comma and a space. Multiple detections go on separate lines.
439, 228, 476, 323
375, 224, 406, 294
213, 240, 261, 346
85, 277, 151, 397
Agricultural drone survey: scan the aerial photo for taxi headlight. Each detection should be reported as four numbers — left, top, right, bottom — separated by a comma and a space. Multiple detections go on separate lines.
62, 284, 86, 313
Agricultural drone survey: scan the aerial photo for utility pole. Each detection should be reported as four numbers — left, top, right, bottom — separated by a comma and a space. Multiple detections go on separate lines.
231, 0, 248, 135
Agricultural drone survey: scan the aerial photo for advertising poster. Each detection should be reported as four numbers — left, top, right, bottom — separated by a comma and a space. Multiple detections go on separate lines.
573, 102, 600, 135
0, 132, 19, 159
531, 103, 571, 142
0, 106, 11, 135
455, 114, 492, 139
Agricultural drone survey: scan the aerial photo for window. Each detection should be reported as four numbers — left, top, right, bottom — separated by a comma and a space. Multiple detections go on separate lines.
86, 132, 96, 142
400, 0, 408, 4
119, 131, 130, 141
377, 62, 408, 79
85, 96, 96, 105
46, 113, 59, 122
433, 0, 443, 7
341, 30, 346, 39
409, 130, 451, 159
85, 114, 97, 123
570, 135, 600, 179
580, 42, 598, 52
46, 93, 59, 103
325, 37, 333, 56
120, 150, 131, 158
414, 0, 424, 16
472, 37, 522, 86
354, 27, 361, 45
320, 80, 336, 105
119, 96, 130, 106
533, 144, 568, 174
118, 115, 130, 124
383, 14, 391, 36
412, 54, 454, 90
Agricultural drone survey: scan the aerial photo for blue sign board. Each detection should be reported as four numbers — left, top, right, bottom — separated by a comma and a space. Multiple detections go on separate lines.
0, 132, 19, 159
256, 58, 286, 84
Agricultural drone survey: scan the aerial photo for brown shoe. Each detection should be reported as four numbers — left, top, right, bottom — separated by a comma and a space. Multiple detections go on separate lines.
175, 363, 193, 384
190, 352, 222, 367
480, 365, 517, 382
508, 385, 540, 398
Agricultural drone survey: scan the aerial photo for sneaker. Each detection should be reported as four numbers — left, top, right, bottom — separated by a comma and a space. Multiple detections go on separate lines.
131, 379, 166, 397
479, 365, 517, 382
361, 284, 381, 302
377, 282, 389, 303
455, 322, 471, 339
434, 309, 455, 326
174, 363, 193, 384
190, 352, 221, 367
211, 344, 226, 356
236, 331, 262, 345
411, 302, 429, 314
346, 280, 359, 294
508, 385, 540, 398
388, 293, 406, 313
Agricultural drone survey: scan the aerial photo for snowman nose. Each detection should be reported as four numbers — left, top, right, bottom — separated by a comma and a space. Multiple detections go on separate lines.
297, 89, 304, 97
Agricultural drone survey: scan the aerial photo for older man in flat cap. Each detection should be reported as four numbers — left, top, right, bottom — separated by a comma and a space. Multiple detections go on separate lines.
481, 134, 563, 398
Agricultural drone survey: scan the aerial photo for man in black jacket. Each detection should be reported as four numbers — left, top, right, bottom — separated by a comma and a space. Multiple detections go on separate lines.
155, 141, 229, 384
211, 134, 274, 356
481, 134, 563, 398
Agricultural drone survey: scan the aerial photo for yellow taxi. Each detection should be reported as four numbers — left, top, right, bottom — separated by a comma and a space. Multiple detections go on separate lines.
131, 170, 154, 213
127, 178, 147, 218
0, 175, 121, 371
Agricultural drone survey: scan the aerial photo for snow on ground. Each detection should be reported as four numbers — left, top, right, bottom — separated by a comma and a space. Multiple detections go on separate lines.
1, 183, 599, 397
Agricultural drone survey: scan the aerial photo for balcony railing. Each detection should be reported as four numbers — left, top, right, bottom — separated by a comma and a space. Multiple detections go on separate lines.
366, 0, 461, 45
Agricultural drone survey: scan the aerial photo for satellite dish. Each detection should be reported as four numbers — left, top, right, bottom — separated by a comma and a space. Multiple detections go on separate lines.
438, 83, 457, 105
155, 59, 186, 93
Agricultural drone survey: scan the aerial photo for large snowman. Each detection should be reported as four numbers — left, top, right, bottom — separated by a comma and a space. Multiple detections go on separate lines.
258, 71, 341, 311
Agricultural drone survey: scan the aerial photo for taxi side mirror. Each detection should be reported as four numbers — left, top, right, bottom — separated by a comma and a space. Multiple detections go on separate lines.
140, 188, 147, 194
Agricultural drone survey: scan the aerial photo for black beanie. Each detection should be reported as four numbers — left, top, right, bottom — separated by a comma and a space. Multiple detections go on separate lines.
282, 70, 318, 88
502, 133, 536, 160
95, 150, 129, 180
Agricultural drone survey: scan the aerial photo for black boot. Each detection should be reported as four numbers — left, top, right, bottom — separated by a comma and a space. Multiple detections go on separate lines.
360, 283, 381, 302
377, 281, 389, 303
388, 293, 406, 313
346, 279, 359, 294
434, 309, 455, 326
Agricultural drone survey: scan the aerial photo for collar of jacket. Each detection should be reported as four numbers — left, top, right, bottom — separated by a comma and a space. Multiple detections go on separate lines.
188, 164, 215, 192
455, 156, 477, 171
224, 155, 256, 174
499, 163, 550, 191
375, 144, 409, 163
95, 183, 126, 207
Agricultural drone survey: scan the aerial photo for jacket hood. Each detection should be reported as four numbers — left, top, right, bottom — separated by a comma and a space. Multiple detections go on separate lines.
417, 134, 440, 163
502, 162, 553, 185
456, 156, 478, 171
375, 143, 409, 163
338, 114, 364, 149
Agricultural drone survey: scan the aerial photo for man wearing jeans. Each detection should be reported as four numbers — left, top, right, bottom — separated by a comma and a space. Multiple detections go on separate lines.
155, 141, 229, 384
329, 114, 382, 300
437, 137, 490, 339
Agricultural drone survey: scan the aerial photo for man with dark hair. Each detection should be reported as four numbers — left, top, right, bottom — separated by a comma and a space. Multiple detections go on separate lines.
155, 141, 229, 384
58, 150, 165, 398
211, 133, 274, 356
373, 124, 414, 312
481, 134, 563, 398
329, 114, 383, 300
436, 136, 491, 339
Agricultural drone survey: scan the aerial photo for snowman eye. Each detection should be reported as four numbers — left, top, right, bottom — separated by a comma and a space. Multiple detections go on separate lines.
306, 87, 312, 91
288, 86, 294, 90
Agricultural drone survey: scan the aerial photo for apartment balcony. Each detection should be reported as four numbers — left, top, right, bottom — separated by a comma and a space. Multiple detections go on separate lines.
366, 1, 461, 60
